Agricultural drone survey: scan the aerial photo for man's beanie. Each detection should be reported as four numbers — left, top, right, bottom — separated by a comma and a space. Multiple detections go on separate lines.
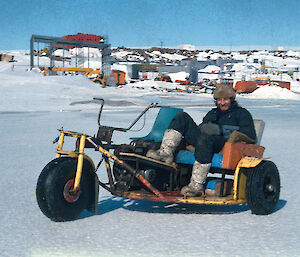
213, 85, 236, 100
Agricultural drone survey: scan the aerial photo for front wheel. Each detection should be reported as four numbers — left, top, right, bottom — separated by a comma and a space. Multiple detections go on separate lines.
246, 160, 280, 215
36, 157, 93, 222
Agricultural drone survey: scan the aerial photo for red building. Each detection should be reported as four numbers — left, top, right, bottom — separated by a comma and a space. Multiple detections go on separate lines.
61, 33, 104, 44
54, 33, 104, 49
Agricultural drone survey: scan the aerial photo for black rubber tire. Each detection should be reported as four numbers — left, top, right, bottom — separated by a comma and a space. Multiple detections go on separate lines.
36, 157, 75, 219
36, 160, 58, 219
36, 157, 93, 222
246, 160, 280, 215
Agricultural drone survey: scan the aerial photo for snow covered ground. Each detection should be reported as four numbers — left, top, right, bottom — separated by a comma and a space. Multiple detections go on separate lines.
1, 52, 300, 257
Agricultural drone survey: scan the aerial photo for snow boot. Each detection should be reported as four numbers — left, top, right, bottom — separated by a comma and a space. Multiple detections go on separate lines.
181, 161, 211, 197
146, 129, 182, 164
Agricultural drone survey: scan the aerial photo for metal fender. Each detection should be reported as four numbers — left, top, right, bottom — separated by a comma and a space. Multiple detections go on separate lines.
233, 157, 263, 200
83, 155, 99, 214
83, 154, 95, 170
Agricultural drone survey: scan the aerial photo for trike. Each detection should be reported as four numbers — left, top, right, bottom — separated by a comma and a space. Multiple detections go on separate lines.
36, 99, 280, 221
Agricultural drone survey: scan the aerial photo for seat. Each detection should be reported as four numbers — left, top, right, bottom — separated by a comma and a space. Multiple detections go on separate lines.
131, 107, 183, 142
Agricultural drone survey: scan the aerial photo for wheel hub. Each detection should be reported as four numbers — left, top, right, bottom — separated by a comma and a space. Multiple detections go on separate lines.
265, 184, 274, 192
264, 175, 277, 201
63, 179, 81, 203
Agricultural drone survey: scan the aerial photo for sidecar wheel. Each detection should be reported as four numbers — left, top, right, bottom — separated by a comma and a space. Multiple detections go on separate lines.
246, 160, 280, 215
36, 157, 92, 222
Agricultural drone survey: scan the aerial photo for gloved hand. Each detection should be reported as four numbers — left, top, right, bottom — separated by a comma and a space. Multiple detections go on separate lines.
199, 122, 221, 135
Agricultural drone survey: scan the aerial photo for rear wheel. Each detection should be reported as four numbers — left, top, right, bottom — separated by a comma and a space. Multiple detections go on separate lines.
36, 157, 93, 221
246, 160, 280, 215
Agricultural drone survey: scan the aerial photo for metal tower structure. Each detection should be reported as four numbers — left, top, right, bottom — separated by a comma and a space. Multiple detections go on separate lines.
30, 34, 111, 76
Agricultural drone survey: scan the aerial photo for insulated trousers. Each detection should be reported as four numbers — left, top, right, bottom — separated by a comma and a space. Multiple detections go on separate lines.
168, 111, 226, 164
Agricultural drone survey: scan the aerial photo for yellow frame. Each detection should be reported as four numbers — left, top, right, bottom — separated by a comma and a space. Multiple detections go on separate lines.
176, 157, 262, 205
55, 130, 263, 206
56, 130, 93, 192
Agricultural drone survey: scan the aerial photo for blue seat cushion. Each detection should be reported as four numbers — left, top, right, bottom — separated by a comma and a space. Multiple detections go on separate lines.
211, 153, 223, 168
205, 179, 222, 189
175, 150, 195, 165
175, 150, 223, 168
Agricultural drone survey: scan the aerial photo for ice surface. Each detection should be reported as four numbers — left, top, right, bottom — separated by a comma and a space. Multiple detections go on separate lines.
0, 51, 300, 257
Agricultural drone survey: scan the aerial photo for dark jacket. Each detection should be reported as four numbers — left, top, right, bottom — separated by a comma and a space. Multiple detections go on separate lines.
202, 101, 257, 141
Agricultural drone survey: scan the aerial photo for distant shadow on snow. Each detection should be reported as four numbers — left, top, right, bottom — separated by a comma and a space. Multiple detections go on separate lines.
78, 197, 287, 220
273, 199, 287, 213
81, 196, 249, 218
120, 199, 250, 215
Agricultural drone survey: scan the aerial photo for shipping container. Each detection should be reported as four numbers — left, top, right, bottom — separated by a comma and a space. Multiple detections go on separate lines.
270, 80, 291, 90
234, 81, 257, 93
254, 77, 270, 86
111, 70, 126, 85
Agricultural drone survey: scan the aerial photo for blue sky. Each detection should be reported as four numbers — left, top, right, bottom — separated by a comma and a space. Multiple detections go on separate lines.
1, 0, 300, 50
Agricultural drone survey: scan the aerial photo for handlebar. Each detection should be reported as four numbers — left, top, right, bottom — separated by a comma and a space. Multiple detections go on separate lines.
93, 98, 161, 132
93, 98, 105, 126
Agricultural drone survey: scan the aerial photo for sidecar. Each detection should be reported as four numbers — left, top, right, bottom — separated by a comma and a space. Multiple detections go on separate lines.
36, 99, 280, 222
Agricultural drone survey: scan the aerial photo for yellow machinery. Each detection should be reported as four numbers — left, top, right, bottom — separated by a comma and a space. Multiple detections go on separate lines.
43, 67, 94, 76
